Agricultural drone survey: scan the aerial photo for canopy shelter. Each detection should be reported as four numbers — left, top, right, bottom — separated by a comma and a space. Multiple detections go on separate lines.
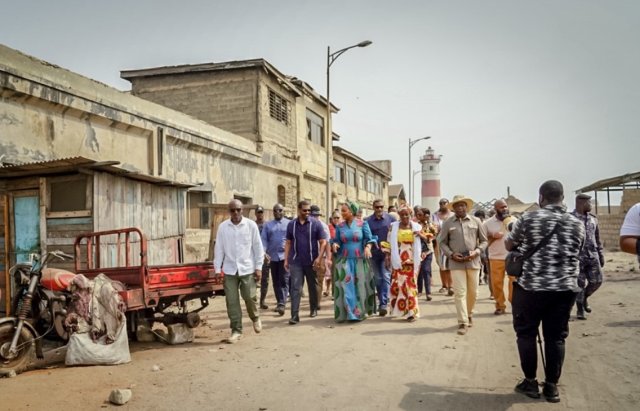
576, 171, 640, 214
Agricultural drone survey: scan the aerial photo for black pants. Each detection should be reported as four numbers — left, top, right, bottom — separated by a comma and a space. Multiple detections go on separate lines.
512, 283, 577, 383
290, 264, 318, 318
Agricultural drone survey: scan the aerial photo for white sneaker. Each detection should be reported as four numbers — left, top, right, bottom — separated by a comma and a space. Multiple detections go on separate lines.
253, 318, 262, 334
225, 332, 242, 344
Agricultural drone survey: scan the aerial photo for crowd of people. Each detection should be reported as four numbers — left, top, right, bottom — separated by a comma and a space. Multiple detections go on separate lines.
212, 180, 640, 403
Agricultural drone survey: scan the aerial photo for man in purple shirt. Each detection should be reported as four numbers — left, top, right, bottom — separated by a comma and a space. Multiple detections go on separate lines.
284, 200, 327, 324
365, 199, 396, 316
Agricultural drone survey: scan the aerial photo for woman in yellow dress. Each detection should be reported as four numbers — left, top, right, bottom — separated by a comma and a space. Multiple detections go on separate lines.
388, 206, 423, 321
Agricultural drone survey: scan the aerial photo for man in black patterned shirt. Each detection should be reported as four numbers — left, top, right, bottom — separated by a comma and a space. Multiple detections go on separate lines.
505, 180, 585, 403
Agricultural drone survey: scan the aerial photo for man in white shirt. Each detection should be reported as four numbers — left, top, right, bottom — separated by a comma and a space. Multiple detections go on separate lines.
484, 199, 516, 315
620, 202, 640, 261
213, 199, 265, 343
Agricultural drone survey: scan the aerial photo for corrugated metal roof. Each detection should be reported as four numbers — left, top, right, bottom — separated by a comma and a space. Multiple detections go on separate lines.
576, 171, 640, 193
0, 156, 195, 188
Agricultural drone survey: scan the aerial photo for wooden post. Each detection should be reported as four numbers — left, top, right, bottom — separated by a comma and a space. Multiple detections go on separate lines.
4, 194, 10, 315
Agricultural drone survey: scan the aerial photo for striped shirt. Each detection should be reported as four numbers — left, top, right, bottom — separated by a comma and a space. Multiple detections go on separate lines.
507, 204, 584, 292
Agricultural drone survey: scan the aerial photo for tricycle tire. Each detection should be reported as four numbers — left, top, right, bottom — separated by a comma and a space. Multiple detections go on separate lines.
0, 322, 36, 375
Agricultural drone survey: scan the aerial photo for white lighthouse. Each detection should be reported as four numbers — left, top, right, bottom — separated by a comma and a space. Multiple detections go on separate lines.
420, 146, 442, 212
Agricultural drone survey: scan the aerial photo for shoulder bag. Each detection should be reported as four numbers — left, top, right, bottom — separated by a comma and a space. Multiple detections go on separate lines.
505, 216, 565, 277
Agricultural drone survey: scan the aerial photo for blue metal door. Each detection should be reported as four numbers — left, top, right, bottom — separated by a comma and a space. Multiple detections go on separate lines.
13, 195, 40, 263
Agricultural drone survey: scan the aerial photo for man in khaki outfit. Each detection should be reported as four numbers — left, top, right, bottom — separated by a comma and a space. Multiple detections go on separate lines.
437, 195, 488, 335
484, 199, 516, 315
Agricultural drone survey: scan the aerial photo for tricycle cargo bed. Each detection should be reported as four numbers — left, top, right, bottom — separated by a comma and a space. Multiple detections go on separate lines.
74, 228, 223, 312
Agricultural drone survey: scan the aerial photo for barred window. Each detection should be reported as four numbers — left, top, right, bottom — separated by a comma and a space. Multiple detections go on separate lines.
269, 89, 290, 125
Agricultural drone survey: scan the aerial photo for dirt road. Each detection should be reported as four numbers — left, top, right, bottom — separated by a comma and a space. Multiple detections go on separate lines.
1, 252, 639, 410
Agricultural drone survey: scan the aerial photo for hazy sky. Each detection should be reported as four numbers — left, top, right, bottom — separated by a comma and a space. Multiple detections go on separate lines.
2, 0, 638, 204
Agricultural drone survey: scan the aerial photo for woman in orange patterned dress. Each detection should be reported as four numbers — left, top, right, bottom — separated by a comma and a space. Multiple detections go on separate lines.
388, 206, 423, 321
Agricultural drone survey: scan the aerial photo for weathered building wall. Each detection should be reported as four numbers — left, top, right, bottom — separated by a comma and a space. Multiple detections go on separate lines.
295, 89, 329, 210
127, 69, 259, 141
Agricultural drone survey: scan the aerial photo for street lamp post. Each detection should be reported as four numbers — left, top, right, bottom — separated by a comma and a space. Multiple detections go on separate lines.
326, 40, 372, 221
412, 169, 421, 206
408, 136, 431, 206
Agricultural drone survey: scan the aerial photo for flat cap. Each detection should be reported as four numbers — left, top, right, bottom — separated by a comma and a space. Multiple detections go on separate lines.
576, 193, 592, 200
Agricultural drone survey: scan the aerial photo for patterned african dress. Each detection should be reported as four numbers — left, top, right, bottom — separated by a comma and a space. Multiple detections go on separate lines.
390, 228, 420, 318
332, 219, 377, 322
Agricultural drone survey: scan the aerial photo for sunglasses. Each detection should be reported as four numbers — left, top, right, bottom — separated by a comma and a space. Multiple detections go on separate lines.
301, 209, 311, 213
229, 208, 242, 213
274, 209, 283, 212
374, 205, 384, 209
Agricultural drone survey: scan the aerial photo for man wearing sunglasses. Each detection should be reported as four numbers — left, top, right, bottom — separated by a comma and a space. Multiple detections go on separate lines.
261, 203, 291, 316
365, 199, 396, 316
214, 199, 265, 344
284, 200, 328, 324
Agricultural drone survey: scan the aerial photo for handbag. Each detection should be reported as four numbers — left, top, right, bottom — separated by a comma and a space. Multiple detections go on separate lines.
505, 216, 565, 277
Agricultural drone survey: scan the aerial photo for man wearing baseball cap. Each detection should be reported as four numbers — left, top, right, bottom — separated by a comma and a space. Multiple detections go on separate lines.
571, 193, 604, 320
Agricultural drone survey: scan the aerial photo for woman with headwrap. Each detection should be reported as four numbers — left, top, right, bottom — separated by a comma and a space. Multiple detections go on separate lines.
388, 205, 422, 321
330, 201, 377, 322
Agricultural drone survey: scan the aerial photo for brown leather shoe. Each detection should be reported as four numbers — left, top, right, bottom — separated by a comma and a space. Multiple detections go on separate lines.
457, 324, 467, 335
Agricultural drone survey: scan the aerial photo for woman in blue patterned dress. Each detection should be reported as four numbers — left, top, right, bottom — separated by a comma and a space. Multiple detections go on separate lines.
330, 201, 377, 322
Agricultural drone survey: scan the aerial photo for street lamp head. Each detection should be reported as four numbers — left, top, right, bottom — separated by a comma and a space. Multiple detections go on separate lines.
357, 40, 373, 47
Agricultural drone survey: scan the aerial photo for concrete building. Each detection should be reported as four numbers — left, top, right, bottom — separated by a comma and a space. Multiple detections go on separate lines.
0, 45, 392, 312
388, 184, 407, 209
332, 146, 391, 217
120, 60, 337, 214
419, 146, 442, 212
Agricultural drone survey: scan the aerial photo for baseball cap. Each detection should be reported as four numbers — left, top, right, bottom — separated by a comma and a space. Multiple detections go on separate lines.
310, 205, 322, 217
255, 205, 264, 213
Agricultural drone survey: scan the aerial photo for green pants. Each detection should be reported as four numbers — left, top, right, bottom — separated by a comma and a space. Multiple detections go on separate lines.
224, 273, 259, 333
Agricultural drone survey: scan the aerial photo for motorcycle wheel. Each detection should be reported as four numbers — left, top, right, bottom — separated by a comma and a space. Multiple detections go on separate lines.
0, 322, 36, 374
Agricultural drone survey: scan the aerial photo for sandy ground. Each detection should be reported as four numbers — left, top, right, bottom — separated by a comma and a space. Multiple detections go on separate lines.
1, 251, 639, 411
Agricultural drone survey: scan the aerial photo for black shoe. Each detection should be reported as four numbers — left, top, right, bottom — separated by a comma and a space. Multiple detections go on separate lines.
379, 307, 388, 317
288, 316, 299, 325
260, 303, 269, 310
447, 288, 454, 296
276, 306, 285, 316
542, 382, 560, 403
576, 303, 586, 320
515, 378, 541, 399
426, 295, 432, 301
309, 310, 318, 318
584, 298, 592, 313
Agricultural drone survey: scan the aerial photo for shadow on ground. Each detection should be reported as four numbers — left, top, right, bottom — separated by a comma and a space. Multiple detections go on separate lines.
399, 382, 537, 411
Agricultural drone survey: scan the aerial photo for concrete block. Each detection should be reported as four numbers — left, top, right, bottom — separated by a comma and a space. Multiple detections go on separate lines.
167, 323, 195, 345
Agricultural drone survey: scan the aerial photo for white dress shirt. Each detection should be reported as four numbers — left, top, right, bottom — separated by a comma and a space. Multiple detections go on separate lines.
213, 217, 264, 276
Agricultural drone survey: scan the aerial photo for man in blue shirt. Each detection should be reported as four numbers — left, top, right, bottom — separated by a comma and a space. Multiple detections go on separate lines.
261, 203, 291, 316
365, 199, 396, 316
284, 200, 327, 324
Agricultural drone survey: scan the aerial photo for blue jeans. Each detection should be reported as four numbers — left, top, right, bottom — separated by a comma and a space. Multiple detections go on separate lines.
289, 264, 318, 319
418, 253, 433, 295
370, 256, 390, 309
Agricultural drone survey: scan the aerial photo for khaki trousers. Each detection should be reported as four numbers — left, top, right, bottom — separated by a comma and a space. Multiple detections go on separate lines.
489, 259, 516, 311
451, 268, 480, 326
